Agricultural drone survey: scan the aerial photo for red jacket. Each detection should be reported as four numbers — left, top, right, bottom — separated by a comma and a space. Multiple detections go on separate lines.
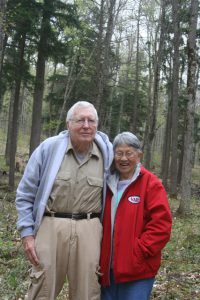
100, 166, 172, 286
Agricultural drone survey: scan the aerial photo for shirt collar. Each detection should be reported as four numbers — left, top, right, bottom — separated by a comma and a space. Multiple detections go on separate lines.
66, 138, 74, 153
66, 138, 100, 159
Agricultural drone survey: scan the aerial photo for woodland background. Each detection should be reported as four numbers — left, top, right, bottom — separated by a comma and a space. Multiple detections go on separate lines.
0, 0, 200, 299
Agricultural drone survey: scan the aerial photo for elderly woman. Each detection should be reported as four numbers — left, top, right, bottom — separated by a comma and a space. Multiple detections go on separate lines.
100, 132, 172, 300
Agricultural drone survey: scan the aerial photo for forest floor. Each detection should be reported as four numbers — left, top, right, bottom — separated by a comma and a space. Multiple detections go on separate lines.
0, 176, 200, 300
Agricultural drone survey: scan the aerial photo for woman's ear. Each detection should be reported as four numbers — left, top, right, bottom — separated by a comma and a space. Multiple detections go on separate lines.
139, 151, 143, 160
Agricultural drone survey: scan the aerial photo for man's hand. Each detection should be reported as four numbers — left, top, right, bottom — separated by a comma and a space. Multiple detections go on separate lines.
22, 235, 40, 266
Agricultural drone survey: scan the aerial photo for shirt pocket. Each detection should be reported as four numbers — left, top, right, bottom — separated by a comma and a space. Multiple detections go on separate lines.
78, 176, 103, 212
87, 177, 103, 188
48, 172, 71, 211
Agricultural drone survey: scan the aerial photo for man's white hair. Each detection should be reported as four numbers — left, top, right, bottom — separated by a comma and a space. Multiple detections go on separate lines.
66, 101, 98, 122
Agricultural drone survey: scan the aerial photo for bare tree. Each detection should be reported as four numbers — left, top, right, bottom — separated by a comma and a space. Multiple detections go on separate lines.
177, 0, 199, 215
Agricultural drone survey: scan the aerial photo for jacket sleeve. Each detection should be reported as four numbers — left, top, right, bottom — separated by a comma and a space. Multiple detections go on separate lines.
15, 148, 42, 238
137, 177, 172, 258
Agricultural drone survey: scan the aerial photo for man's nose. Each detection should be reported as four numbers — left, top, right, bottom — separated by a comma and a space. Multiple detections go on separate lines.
82, 119, 90, 127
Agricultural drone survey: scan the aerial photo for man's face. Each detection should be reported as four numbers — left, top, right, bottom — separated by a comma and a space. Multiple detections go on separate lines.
67, 106, 98, 146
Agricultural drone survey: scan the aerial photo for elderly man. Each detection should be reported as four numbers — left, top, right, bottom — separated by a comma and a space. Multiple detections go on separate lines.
16, 101, 113, 300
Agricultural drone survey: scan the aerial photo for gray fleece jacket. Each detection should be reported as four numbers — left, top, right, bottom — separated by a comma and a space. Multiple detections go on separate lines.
16, 130, 113, 238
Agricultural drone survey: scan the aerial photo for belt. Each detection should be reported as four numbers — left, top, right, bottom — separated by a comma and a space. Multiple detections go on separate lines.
43, 212, 101, 220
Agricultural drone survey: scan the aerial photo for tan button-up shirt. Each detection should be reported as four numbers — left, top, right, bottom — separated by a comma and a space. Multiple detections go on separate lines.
46, 139, 104, 213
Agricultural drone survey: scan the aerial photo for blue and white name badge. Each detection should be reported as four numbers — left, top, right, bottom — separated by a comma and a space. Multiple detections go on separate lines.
128, 196, 140, 204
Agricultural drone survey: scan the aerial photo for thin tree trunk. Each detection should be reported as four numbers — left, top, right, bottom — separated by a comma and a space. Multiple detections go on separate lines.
29, 48, 45, 155
29, 0, 53, 155
0, 0, 6, 75
0, 0, 7, 111
178, 0, 198, 215
95, 0, 105, 112
169, 0, 181, 197
5, 86, 15, 165
107, 32, 121, 135
96, 0, 117, 126
145, 0, 167, 168
143, 32, 153, 168
161, 91, 172, 189
9, 33, 26, 189
131, 0, 141, 133
48, 63, 57, 136
161, 56, 172, 189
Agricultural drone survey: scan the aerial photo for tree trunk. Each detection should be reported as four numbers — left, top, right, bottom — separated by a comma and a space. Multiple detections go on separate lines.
145, 0, 167, 168
0, 0, 6, 74
29, 0, 53, 155
161, 89, 172, 189
143, 31, 153, 168
95, 0, 117, 127
8, 32, 26, 189
48, 63, 57, 136
107, 32, 121, 136
169, 0, 181, 197
177, 0, 198, 215
131, 0, 141, 133
94, 0, 105, 112
0, 0, 7, 111
5, 86, 15, 165
161, 55, 173, 189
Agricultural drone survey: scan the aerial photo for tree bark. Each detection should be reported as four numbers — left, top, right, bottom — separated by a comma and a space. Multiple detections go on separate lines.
161, 88, 172, 189
0, 0, 6, 74
145, 0, 167, 168
95, 0, 117, 128
5, 86, 15, 165
9, 32, 26, 189
169, 0, 181, 197
131, 0, 141, 133
94, 0, 105, 112
178, 0, 198, 215
143, 31, 153, 169
29, 0, 53, 155
161, 56, 172, 189
0, 0, 7, 111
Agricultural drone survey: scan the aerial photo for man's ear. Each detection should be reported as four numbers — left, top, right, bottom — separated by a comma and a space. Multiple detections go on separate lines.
66, 121, 69, 130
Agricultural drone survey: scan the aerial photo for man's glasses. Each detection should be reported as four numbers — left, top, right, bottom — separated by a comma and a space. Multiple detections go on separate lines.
70, 118, 97, 126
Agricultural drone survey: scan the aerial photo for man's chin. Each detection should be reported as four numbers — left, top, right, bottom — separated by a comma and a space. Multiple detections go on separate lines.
79, 137, 93, 143
80, 134, 93, 139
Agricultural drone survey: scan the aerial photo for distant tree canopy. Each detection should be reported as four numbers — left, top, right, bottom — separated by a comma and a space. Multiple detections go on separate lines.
0, 0, 199, 215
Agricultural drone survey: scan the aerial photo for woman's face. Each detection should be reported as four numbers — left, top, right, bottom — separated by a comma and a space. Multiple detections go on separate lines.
114, 144, 141, 180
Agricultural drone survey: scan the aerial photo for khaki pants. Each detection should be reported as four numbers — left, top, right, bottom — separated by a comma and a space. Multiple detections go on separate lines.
28, 216, 102, 300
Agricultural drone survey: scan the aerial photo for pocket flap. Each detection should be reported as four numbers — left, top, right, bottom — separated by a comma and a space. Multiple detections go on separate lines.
87, 177, 103, 187
56, 172, 71, 181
